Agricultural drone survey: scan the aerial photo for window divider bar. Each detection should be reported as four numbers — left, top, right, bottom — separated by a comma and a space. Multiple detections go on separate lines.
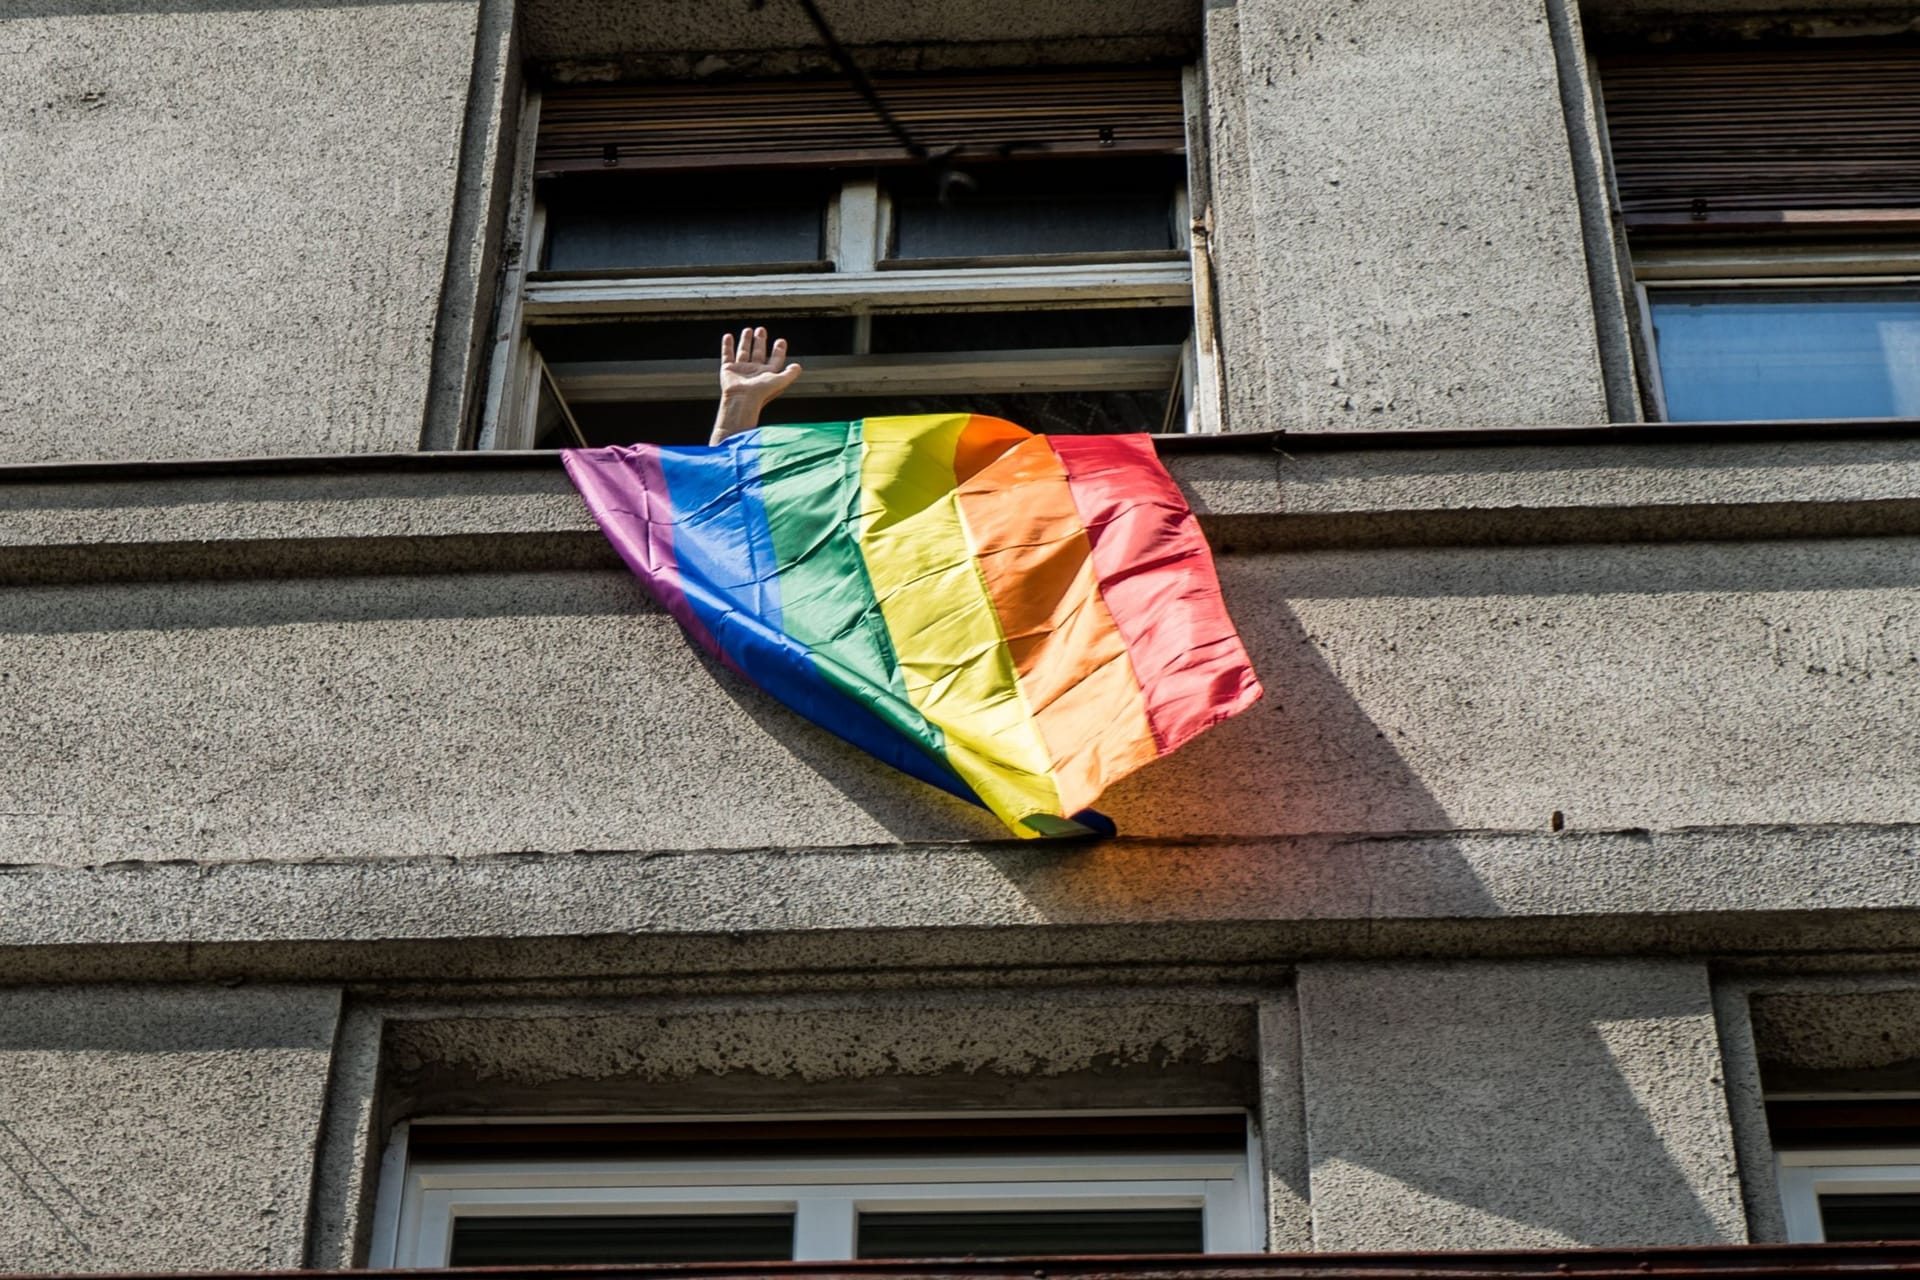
523, 262, 1194, 319
547, 347, 1188, 403
793, 1196, 856, 1261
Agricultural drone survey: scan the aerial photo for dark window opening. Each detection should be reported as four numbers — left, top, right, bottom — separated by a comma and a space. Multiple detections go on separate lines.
1819, 1194, 1920, 1242
885, 158, 1185, 262
857, 1208, 1205, 1258
448, 1213, 796, 1265
540, 172, 836, 273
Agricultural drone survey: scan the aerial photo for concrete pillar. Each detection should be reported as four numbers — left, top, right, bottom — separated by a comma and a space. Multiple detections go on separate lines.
1297, 960, 1747, 1247
0, 985, 341, 1271
1230, 0, 1613, 428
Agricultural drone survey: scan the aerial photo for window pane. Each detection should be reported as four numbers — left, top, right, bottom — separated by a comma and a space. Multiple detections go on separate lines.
448, 1213, 795, 1265
857, 1208, 1204, 1258
1819, 1193, 1920, 1241
541, 174, 829, 271
887, 159, 1181, 261
1649, 287, 1920, 422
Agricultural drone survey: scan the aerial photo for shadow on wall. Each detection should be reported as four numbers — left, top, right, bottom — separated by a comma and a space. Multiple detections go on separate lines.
707, 586, 1474, 852
1297, 962, 1746, 1248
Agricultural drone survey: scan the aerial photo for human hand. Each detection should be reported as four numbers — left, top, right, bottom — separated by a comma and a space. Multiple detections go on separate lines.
711, 326, 803, 444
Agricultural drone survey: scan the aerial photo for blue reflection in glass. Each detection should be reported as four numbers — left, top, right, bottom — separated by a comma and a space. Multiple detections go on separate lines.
1649, 287, 1920, 421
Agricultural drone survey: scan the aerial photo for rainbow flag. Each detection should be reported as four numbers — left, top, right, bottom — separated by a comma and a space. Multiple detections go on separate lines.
564, 414, 1262, 838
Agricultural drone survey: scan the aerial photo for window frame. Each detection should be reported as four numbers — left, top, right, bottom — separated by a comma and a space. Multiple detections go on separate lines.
475, 67, 1220, 450
1629, 255, 1920, 423
369, 1112, 1264, 1267
1590, 41, 1920, 424
1776, 1146, 1920, 1242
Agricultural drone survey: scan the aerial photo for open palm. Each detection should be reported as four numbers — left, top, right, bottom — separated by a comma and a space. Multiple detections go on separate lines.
720, 326, 802, 405
711, 326, 803, 444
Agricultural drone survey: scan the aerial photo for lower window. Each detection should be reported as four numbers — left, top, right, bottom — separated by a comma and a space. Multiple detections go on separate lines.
372, 1114, 1259, 1265
1777, 1149, 1920, 1242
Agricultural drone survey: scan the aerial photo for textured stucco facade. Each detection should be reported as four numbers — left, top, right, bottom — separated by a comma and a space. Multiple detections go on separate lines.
2, 0, 1918, 1272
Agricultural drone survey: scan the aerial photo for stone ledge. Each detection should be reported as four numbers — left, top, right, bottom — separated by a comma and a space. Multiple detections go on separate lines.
6, 432, 1920, 583
0, 824, 1914, 980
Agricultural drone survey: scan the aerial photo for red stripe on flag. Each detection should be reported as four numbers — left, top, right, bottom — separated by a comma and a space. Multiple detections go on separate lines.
1048, 434, 1263, 755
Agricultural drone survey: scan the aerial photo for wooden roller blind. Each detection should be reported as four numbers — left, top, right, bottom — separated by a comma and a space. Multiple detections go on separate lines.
1599, 46, 1920, 227
535, 69, 1186, 177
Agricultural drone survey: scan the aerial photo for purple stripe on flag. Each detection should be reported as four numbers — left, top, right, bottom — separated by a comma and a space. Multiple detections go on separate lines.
562, 445, 722, 660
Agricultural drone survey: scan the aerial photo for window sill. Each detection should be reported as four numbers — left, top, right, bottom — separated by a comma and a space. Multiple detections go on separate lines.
6, 424, 1920, 585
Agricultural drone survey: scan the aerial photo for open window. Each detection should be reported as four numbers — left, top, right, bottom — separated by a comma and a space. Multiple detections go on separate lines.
477, 67, 1219, 448
369, 1113, 1260, 1265
1768, 1098, 1920, 1241
1595, 44, 1920, 422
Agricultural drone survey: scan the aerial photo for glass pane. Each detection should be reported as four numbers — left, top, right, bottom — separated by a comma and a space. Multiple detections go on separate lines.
1649, 287, 1920, 422
888, 159, 1182, 260
871, 307, 1191, 354
568, 388, 1173, 447
448, 1213, 795, 1265
857, 1208, 1204, 1258
541, 173, 829, 271
1819, 1193, 1920, 1241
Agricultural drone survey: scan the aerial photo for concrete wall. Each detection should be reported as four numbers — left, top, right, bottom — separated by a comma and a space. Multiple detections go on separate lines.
0, 1, 482, 464
5, 526, 1916, 864
1297, 961, 1747, 1247
1226, 0, 1613, 428
0, 985, 341, 1272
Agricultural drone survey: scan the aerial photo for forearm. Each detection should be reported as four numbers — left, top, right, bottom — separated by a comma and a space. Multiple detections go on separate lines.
710, 394, 763, 446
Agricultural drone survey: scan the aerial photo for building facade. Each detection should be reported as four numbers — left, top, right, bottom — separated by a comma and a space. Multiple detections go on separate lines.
2, 0, 1918, 1271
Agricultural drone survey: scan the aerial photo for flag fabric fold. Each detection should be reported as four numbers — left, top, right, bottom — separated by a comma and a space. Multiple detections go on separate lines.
563, 414, 1262, 838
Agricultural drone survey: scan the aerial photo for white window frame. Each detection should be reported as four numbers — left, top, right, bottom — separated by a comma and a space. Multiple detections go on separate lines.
477, 69, 1219, 449
370, 1113, 1261, 1267
1628, 242, 1920, 422
1776, 1146, 1920, 1242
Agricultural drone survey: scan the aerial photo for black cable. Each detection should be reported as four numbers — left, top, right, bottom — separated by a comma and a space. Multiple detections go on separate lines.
790, 0, 930, 162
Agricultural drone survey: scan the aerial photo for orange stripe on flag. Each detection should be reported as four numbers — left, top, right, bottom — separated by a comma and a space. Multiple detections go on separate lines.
955, 423, 1160, 816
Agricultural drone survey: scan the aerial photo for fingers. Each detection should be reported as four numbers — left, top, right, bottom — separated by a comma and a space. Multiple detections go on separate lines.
765, 362, 803, 403
723, 326, 787, 368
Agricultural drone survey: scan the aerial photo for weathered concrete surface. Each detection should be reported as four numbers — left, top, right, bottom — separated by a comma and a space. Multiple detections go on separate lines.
379, 996, 1256, 1112
0, 2, 480, 463
3, 532, 1918, 861
1711, 983, 1783, 1243
518, 0, 1196, 68
1258, 993, 1312, 1250
1298, 961, 1747, 1248
1204, 3, 1273, 435
0, 984, 340, 1271
1234, 0, 1610, 427
1750, 984, 1920, 1087
2, 826, 1918, 957
12, 434, 1920, 552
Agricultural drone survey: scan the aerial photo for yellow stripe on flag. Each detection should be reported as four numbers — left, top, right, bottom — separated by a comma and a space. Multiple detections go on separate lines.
856, 415, 1063, 829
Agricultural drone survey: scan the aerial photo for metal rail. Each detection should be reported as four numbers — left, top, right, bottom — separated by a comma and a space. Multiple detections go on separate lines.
12, 1244, 1920, 1280
4, 420, 1920, 485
